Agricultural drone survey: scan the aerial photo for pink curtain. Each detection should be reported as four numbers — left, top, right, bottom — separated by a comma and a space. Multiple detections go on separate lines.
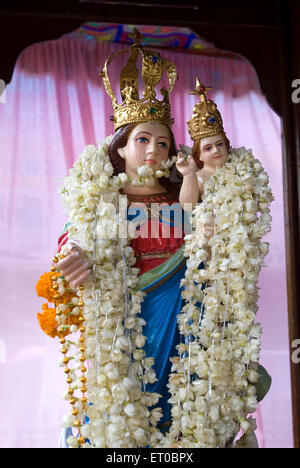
0, 33, 292, 448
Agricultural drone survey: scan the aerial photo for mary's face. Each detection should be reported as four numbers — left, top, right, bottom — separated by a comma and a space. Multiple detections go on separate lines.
117, 123, 171, 178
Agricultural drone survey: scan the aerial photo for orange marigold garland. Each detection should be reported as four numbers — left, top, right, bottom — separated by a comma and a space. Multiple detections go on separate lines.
35, 255, 88, 448
36, 257, 80, 338
36, 255, 87, 447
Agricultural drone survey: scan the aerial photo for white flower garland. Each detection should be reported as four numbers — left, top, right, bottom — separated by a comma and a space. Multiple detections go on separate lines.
58, 136, 163, 448
130, 157, 177, 187
56, 140, 272, 448
163, 147, 273, 448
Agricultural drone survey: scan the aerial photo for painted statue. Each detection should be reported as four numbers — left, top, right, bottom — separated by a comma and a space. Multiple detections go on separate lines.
36, 34, 272, 448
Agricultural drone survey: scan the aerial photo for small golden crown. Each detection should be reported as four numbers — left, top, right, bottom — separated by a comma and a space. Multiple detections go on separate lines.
187, 78, 226, 141
100, 28, 178, 131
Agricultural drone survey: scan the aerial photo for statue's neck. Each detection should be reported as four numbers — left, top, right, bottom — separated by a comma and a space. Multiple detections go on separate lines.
121, 181, 168, 195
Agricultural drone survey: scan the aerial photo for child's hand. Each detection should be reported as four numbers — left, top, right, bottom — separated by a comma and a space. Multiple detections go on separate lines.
176, 151, 198, 176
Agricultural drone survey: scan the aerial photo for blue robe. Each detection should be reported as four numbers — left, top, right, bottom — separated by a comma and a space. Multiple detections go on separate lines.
137, 247, 186, 430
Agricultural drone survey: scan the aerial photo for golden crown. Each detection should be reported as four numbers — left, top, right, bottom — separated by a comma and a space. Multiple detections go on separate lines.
100, 29, 178, 131
187, 78, 226, 141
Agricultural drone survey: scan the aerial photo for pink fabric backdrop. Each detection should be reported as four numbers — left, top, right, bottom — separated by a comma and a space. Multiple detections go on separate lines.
0, 33, 293, 447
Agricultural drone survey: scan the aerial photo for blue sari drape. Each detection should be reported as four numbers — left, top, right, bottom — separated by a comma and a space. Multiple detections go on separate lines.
137, 247, 186, 429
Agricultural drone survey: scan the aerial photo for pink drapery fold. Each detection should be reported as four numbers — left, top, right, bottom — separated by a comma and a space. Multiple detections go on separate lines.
0, 33, 292, 447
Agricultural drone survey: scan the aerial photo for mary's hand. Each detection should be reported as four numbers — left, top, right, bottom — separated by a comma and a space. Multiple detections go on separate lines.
57, 241, 91, 288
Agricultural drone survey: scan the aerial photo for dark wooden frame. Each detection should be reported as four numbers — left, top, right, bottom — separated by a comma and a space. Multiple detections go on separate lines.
1, 0, 299, 447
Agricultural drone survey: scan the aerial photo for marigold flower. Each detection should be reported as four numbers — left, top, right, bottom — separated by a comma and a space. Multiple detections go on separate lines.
35, 271, 60, 303
36, 268, 81, 338
36, 270, 77, 306
37, 303, 58, 338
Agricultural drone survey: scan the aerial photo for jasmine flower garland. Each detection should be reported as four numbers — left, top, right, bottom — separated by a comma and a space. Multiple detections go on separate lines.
130, 156, 177, 187
164, 147, 273, 448
58, 136, 162, 448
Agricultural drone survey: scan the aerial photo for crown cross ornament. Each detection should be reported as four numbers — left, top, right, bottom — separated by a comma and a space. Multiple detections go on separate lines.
128, 28, 144, 45
190, 79, 212, 99
188, 78, 226, 141
100, 28, 178, 130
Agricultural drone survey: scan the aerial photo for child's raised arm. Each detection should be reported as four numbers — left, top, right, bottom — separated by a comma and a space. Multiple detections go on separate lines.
176, 151, 200, 210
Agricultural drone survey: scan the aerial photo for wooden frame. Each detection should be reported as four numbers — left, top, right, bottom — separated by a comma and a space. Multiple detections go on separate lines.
1, 0, 299, 447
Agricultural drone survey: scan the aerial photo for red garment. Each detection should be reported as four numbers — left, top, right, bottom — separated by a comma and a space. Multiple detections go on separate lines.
57, 190, 185, 275
57, 231, 69, 253
127, 191, 185, 274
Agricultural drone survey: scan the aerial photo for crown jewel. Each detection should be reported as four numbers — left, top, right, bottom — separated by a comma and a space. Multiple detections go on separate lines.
187, 78, 226, 141
100, 28, 178, 131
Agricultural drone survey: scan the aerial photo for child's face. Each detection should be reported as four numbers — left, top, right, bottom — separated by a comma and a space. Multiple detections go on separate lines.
198, 134, 228, 169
